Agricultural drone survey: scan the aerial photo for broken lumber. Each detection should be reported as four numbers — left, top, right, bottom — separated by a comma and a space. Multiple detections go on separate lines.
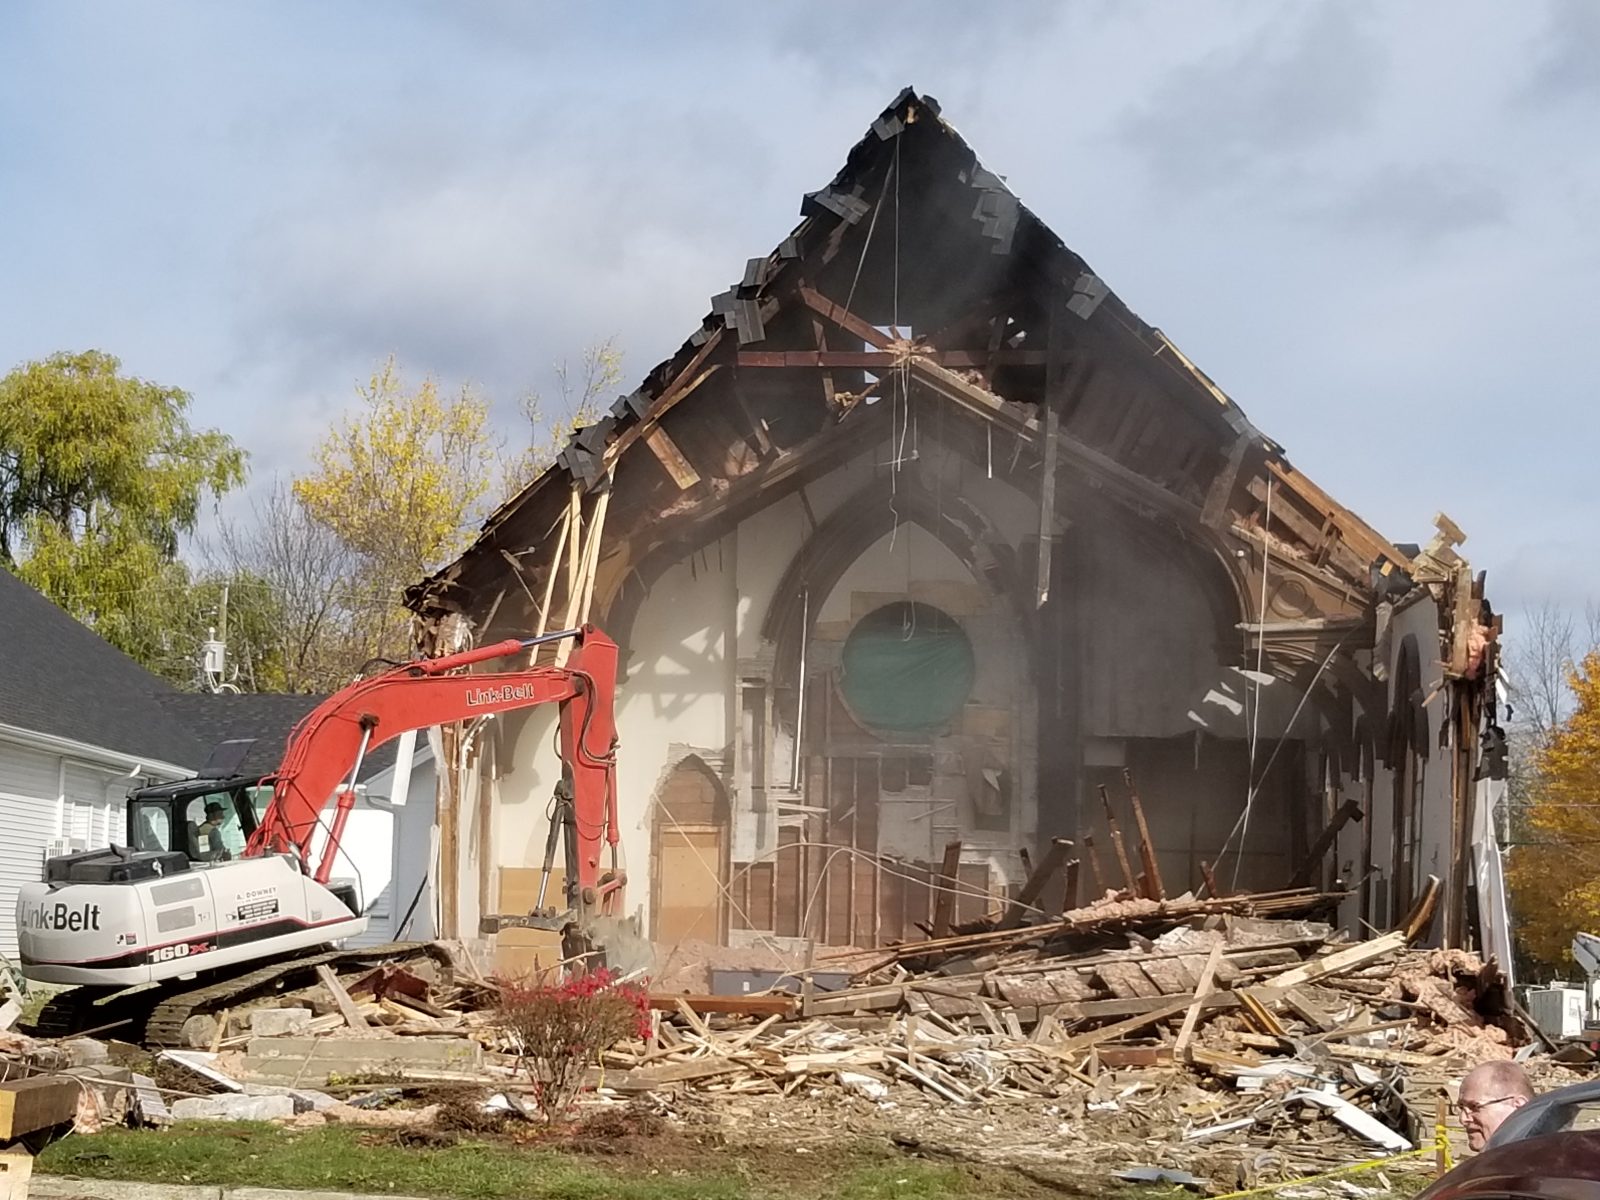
1099, 785, 1139, 895
1288, 798, 1363, 889
1265, 931, 1405, 991
930, 841, 962, 938
651, 993, 797, 1019
316, 965, 371, 1031
1123, 770, 1166, 901
1173, 943, 1224, 1060
999, 838, 1073, 929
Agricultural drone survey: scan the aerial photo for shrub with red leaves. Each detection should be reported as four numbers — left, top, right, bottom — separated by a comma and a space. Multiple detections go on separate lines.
492, 967, 652, 1121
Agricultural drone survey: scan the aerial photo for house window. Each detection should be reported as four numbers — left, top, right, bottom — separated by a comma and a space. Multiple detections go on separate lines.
840, 602, 975, 733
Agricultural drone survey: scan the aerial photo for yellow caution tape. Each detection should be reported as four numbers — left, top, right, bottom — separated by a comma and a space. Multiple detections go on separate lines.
1207, 1121, 1452, 1200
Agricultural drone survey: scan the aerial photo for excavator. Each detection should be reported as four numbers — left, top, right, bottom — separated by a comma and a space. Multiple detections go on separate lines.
16, 625, 627, 1044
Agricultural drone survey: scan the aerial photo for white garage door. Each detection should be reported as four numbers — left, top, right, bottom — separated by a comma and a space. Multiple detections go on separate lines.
0, 744, 64, 960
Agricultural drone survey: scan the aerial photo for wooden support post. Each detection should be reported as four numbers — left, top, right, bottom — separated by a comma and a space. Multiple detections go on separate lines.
1098, 785, 1138, 896
1288, 797, 1363, 889
1083, 835, 1106, 898
930, 841, 962, 938
564, 485, 582, 602
531, 501, 575, 650
1063, 859, 1080, 914
1123, 769, 1165, 902
999, 838, 1073, 929
438, 722, 460, 939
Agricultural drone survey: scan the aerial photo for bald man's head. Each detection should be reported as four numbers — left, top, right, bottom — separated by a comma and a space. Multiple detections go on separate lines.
1460, 1061, 1536, 1150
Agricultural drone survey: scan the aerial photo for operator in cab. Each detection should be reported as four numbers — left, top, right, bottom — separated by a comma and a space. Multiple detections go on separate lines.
196, 801, 231, 862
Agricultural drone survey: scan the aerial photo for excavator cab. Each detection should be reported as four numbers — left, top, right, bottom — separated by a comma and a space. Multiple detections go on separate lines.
126, 777, 262, 865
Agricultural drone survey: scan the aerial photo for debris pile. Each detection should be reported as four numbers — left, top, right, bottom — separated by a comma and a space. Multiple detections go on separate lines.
5, 887, 1561, 1187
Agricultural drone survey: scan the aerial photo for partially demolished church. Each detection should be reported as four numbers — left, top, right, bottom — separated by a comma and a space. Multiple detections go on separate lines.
407, 89, 1510, 975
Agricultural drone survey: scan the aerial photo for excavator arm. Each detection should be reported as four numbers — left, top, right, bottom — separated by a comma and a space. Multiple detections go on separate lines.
245, 626, 621, 923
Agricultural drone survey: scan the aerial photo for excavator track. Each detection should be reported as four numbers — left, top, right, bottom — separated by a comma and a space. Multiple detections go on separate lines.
27, 942, 454, 1046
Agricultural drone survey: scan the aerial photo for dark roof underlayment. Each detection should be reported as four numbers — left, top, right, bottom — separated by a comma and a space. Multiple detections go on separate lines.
406, 87, 1421, 646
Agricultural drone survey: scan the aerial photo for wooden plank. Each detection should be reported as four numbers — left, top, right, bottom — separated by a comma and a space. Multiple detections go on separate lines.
1098, 961, 1161, 1000
1173, 944, 1224, 1060
601, 330, 724, 469
1288, 797, 1363, 889
615, 1059, 747, 1090
1284, 988, 1340, 1032
317, 965, 371, 1030
1324, 1043, 1442, 1068
797, 285, 893, 349
0, 1075, 82, 1139
1123, 770, 1166, 902
1265, 932, 1406, 991
1096, 1046, 1171, 1069
1237, 987, 1288, 1038
1045, 994, 1203, 1058
736, 349, 1051, 369
1063, 859, 1080, 913
644, 426, 701, 489
1262, 457, 1412, 571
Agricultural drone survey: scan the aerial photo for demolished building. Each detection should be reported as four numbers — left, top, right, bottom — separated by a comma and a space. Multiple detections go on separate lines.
406, 88, 1509, 975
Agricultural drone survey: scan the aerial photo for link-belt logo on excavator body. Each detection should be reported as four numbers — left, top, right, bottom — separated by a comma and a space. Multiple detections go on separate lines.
20, 901, 101, 933
466, 683, 536, 707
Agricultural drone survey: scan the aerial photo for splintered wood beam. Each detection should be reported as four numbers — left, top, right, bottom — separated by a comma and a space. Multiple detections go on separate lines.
644, 426, 701, 490
1262, 457, 1412, 571
1036, 402, 1058, 607
797, 285, 894, 349
599, 328, 725, 469
999, 838, 1073, 929
1287, 797, 1363, 889
736, 350, 1049, 369
1098, 785, 1139, 895
1123, 769, 1166, 902
1083, 835, 1106, 896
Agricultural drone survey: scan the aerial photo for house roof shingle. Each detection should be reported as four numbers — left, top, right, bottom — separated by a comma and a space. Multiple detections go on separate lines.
0, 566, 208, 770
1, 569, 402, 783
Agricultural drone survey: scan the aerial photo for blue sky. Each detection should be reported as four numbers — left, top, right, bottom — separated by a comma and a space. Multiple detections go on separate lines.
2, 2, 1597, 613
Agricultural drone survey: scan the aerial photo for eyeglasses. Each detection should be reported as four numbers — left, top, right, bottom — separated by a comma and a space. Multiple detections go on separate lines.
1459, 1095, 1519, 1115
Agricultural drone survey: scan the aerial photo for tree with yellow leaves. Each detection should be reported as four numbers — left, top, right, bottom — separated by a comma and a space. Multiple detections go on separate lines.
294, 358, 497, 671
1508, 650, 1600, 967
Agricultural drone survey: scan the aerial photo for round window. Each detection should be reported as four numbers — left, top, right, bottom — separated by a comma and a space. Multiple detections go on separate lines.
840, 602, 975, 733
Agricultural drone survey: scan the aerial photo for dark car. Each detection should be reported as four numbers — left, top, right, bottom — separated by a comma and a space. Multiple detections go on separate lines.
1419, 1081, 1600, 1200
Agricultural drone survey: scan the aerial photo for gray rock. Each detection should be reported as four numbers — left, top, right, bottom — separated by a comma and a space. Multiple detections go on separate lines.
170, 1093, 296, 1122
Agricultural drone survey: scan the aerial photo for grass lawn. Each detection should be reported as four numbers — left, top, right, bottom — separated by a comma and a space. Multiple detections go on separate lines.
38, 1123, 1009, 1200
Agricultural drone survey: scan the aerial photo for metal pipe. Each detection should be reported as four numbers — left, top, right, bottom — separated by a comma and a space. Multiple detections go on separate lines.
790, 588, 809, 792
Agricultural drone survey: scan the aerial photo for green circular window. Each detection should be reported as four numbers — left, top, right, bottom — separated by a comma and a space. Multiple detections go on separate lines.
840, 602, 975, 732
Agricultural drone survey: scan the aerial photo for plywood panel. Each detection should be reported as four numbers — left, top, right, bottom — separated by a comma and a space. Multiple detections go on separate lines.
494, 866, 566, 977
655, 828, 724, 947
